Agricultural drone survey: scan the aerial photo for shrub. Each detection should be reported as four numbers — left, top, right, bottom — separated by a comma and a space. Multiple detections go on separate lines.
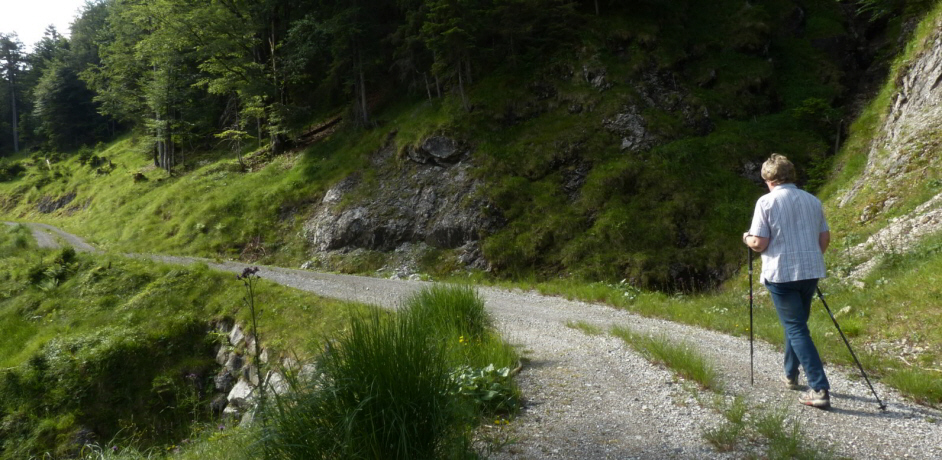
263, 310, 475, 459
262, 285, 518, 459
0, 159, 25, 181
402, 284, 491, 341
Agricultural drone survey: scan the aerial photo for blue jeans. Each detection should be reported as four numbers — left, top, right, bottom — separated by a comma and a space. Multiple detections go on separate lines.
764, 278, 830, 391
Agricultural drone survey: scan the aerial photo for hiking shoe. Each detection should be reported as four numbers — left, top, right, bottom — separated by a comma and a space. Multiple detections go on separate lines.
798, 389, 830, 408
781, 374, 800, 390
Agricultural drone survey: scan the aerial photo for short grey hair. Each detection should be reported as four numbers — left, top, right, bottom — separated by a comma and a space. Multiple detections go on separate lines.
761, 154, 796, 185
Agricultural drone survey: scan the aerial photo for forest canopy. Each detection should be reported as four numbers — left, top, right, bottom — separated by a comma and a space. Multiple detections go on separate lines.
0, 0, 588, 165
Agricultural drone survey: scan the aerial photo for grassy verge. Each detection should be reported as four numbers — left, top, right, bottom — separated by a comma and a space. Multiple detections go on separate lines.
0, 225, 365, 459
611, 326, 722, 391
565, 320, 604, 336
74, 285, 519, 459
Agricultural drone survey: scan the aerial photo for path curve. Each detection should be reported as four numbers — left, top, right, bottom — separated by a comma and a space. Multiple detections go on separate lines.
7, 222, 942, 459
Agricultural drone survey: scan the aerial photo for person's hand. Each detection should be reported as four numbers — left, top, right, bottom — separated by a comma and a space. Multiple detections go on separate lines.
742, 232, 750, 244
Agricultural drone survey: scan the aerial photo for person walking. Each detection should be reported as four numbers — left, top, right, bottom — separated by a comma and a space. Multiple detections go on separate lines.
742, 154, 832, 408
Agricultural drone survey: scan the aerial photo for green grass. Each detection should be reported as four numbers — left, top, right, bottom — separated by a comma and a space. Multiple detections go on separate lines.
565, 320, 604, 336
611, 326, 722, 391
0, 241, 364, 459
260, 285, 518, 459
78, 425, 259, 460
703, 397, 839, 459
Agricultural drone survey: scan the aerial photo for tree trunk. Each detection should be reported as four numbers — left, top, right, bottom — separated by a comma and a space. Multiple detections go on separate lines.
458, 62, 469, 112
424, 73, 432, 101
358, 58, 369, 126
9, 76, 18, 153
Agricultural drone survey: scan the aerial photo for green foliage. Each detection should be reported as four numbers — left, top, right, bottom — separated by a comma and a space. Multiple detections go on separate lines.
449, 364, 517, 414
403, 284, 492, 341
566, 319, 604, 335
703, 398, 839, 458
0, 242, 361, 459
263, 310, 474, 459
0, 158, 25, 181
702, 397, 747, 452
852, 0, 936, 21
262, 285, 517, 459
884, 368, 942, 406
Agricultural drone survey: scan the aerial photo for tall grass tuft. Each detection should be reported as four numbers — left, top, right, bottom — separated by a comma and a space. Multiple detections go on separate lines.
403, 284, 491, 340
263, 310, 474, 459
612, 326, 722, 391
883, 368, 942, 407
262, 285, 517, 459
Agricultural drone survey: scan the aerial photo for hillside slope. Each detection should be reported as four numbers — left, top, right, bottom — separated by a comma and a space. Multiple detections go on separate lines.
1, 0, 893, 292
825, 10, 942, 280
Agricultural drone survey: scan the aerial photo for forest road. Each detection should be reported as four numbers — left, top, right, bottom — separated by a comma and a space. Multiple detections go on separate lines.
8, 221, 942, 459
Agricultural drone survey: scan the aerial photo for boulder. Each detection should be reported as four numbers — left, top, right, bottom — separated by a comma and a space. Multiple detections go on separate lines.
227, 378, 255, 410
214, 368, 235, 392
228, 324, 245, 348
406, 136, 467, 165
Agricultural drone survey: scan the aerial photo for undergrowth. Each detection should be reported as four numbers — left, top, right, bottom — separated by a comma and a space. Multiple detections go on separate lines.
0, 238, 363, 459
703, 397, 839, 459
260, 285, 519, 459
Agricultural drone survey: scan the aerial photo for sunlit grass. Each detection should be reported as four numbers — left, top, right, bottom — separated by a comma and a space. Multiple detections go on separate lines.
261, 285, 518, 459
565, 320, 604, 336
0, 243, 363, 458
611, 326, 722, 391
703, 397, 839, 459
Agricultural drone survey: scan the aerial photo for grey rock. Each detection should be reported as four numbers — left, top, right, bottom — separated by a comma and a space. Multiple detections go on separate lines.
604, 106, 653, 152
302, 135, 500, 270
210, 394, 228, 415
227, 378, 254, 410
215, 319, 233, 335
37, 192, 77, 214
215, 345, 229, 365
228, 324, 245, 347
214, 368, 235, 392
244, 364, 260, 386
224, 353, 243, 378
265, 370, 290, 395
838, 29, 942, 280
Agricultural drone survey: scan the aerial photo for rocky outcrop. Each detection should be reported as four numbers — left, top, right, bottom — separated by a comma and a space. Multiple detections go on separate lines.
603, 69, 713, 153
301, 133, 502, 273
210, 320, 291, 425
837, 20, 942, 280
37, 192, 77, 214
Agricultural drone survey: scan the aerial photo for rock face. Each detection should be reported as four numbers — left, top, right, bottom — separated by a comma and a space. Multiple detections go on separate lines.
210, 319, 291, 423
302, 133, 502, 271
602, 70, 713, 153
838, 21, 942, 279
37, 192, 77, 213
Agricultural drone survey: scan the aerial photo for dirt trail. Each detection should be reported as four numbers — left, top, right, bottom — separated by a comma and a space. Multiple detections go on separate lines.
8, 222, 942, 459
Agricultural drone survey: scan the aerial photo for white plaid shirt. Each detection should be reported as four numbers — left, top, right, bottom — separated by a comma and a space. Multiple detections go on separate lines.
749, 184, 828, 283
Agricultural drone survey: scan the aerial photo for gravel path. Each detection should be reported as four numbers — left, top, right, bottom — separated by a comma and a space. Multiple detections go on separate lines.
8, 222, 942, 459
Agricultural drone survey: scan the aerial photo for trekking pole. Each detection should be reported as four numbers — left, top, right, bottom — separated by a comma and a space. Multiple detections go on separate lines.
748, 247, 754, 385
815, 287, 887, 411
